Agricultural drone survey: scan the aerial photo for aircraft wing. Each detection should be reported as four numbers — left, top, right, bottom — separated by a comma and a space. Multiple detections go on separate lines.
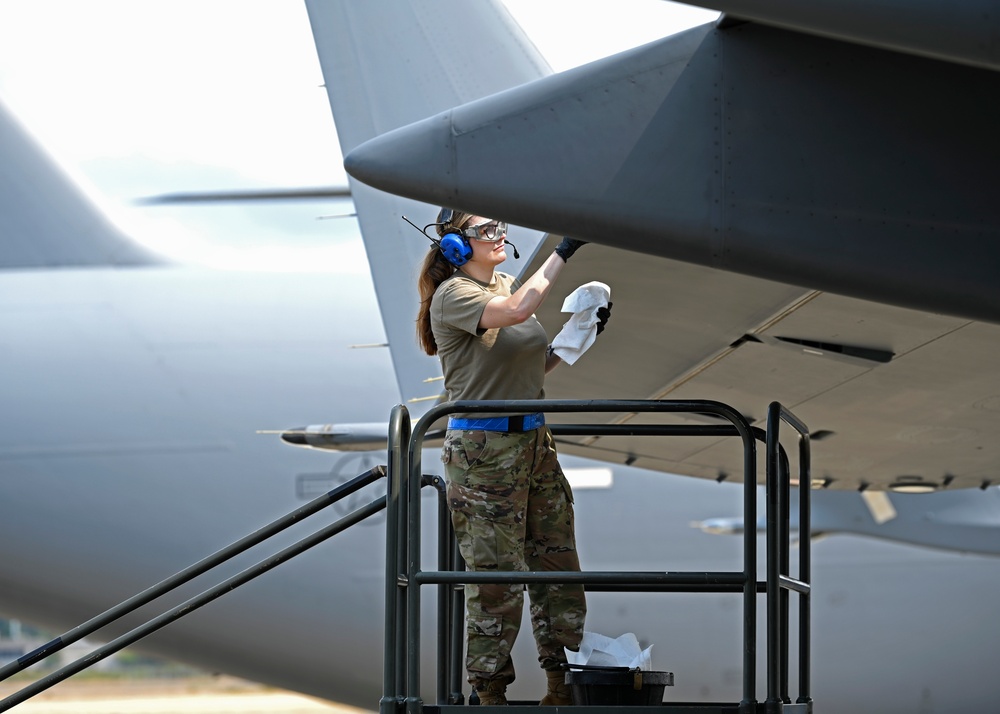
527, 238, 997, 493
339, 3, 1000, 492
685, 0, 1000, 73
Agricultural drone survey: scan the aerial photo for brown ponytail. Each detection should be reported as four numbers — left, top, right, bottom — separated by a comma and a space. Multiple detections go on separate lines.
416, 247, 456, 355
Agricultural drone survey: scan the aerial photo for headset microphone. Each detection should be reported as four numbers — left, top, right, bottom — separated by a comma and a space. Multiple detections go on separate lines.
506, 241, 520, 259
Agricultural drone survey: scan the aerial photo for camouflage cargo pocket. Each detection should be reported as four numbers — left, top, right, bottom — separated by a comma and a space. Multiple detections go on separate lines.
466, 614, 505, 674
447, 480, 518, 525
540, 429, 574, 504
443, 430, 490, 471
448, 479, 524, 572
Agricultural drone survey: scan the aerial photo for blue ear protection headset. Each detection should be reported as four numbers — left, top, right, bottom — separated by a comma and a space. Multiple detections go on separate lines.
435, 208, 473, 266
401, 209, 516, 267
399, 209, 472, 266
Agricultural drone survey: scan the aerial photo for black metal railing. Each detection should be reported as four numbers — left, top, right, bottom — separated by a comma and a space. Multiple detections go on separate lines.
766, 402, 812, 710
383, 398, 813, 714
0, 465, 389, 712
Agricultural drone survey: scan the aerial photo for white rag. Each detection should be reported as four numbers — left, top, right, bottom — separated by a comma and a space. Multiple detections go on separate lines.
566, 631, 654, 670
550, 281, 611, 365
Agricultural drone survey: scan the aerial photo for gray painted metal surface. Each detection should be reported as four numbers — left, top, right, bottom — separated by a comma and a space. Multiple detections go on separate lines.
345, 22, 1000, 324
529, 239, 1000, 493
342, 13, 1000, 492
692, 0, 1000, 72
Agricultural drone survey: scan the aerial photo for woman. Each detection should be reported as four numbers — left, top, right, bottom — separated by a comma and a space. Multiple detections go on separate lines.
416, 208, 603, 706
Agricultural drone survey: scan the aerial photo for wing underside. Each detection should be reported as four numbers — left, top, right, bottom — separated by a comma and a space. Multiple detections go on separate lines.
532, 239, 998, 492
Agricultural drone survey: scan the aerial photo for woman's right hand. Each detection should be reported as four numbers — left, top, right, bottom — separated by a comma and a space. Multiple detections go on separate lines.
554, 237, 587, 262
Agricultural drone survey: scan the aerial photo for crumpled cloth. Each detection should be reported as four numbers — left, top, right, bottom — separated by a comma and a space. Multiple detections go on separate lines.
566, 631, 654, 670
550, 281, 611, 365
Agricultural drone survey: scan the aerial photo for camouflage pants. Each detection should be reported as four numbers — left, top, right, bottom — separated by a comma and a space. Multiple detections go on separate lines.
442, 425, 586, 687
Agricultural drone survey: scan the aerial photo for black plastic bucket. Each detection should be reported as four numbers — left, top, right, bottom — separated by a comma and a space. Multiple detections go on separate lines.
565, 665, 674, 706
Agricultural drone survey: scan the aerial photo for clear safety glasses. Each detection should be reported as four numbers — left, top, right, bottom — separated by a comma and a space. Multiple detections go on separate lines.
461, 220, 508, 243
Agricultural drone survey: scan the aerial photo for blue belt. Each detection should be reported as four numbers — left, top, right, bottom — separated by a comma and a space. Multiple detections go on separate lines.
447, 413, 545, 433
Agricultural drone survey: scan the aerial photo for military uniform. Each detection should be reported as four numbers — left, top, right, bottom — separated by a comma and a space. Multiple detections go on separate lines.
432, 270, 586, 690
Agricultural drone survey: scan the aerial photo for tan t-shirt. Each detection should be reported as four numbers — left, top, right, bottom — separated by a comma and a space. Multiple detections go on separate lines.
430, 270, 548, 417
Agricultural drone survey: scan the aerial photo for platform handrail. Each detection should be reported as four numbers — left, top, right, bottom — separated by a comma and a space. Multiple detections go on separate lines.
0, 465, 389, 711
390, 399, 765, 714
766, 402, 813, 710
383, 405, 411, 714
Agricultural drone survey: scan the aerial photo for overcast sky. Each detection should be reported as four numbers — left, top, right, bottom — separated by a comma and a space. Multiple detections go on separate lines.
0, 1, 716, 270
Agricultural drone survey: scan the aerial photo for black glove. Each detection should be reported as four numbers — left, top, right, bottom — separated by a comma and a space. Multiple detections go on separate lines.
596, 302, 612, 335
554, 236, 587, 262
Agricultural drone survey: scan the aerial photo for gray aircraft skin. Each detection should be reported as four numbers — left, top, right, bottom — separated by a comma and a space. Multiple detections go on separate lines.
344, 3, 1000, 325
338, 2, 1000, 500
0, 3, 998, 714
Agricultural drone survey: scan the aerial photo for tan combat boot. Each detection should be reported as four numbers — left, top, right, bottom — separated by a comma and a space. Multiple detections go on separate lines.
474, 679, 508, 706
539, 669, 573, 706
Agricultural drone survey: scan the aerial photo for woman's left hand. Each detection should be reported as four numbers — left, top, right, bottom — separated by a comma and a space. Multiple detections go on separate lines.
596, 302, 613, 335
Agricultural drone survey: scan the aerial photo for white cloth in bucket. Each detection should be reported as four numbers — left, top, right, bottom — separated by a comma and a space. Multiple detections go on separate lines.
566, 631, 653, 670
